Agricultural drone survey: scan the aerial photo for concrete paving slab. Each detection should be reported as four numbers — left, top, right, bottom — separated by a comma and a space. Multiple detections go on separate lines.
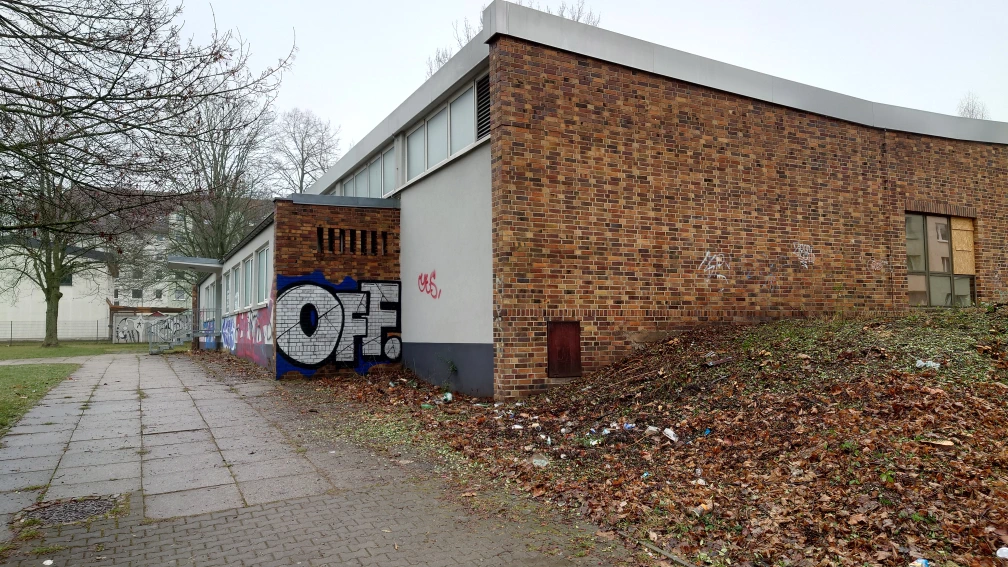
0, 431, 73, 447
209, 424, 277, 439
142, 441, 219, 460
220, 446, 297, 465
215, 435, 289, 453
69, 423, 137, 441
143, 452, 225, 477
44, 477, 141, 500
141, 420, 207, 435
0, 491, 38, 515
230, 457, 316, 482
0, 443, 66, 459
144, 484, 243, 519
0, 470, 52, 492
65, 436, 140, 453
5, 422, 76, 435
239, 474, 330, 506
51, 461, 140, 485
141, 429, 213, 446
59, 448, 141, 468
143, 466, 233, 495
0, 455, 60, 475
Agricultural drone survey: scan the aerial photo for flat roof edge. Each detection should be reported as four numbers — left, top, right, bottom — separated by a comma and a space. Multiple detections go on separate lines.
281, 194, 401, 209
166, 256, 223, 273
484, 1, 1008, 145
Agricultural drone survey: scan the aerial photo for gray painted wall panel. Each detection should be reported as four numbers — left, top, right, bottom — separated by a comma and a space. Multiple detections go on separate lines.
402, 342, 494, 398
399, 143, 493, 345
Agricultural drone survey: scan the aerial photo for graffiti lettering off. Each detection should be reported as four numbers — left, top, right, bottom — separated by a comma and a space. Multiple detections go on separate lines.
275, 272, 401, 376
793, 243, 815, 269
418, 270, 442, 299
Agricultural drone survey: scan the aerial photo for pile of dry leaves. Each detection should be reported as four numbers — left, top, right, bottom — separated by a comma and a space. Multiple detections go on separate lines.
285, 309, 1008, 566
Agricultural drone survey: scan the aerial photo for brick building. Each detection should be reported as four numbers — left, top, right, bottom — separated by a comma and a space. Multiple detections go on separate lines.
179, 1, 1007, 400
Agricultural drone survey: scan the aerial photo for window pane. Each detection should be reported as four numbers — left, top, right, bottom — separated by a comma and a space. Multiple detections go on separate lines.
926, 216, 951, 273
905, 215, 925, 272
224, 274, 229, 312
354, 170, 368, 198
953, 276, 974, 307
908, 275, 928, 306
345, 178, 354, 197
929, 276, 952, 307
427, 108, 448, 166
450, 86, 475, 155
369, 160, 382, 198
382, 148, 396, 194
244, 261, 252, 306
407, 126, 424, 180
256, 250, 265, 303
233, 268, 240, 311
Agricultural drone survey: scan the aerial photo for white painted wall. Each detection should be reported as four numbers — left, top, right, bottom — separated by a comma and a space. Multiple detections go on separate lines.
0, 272, 113, 339
399, 142, 492, 344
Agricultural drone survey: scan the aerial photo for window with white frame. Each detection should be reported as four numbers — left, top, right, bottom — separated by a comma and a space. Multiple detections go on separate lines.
382, 147, 396, 195
406, 125, 425, 181
223, 273, 230, 314
354, 168, 368, 198
368, 157, 382, 199
426, 107, 448, 166
256, 246, 269, 304
232, 267, 240, 311
243, 257, 253, 307
450, 85, 475, 155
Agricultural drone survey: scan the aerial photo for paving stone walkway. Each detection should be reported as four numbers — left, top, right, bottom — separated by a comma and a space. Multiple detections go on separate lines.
0, 354, 629, 566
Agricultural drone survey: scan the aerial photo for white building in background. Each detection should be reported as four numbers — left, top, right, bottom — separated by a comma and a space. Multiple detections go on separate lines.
0, 237, 191, 342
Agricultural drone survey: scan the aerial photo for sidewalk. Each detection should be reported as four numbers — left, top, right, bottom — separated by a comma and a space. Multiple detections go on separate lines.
0, 354, 630, 566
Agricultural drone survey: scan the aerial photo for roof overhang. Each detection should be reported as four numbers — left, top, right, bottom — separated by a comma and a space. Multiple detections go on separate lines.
166, 256, 223, 273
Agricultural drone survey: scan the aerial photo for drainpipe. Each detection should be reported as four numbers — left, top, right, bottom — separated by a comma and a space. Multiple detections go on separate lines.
214, 276, 223, 351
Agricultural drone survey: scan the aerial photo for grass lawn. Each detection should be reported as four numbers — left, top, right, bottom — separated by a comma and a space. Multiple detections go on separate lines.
0, 364, 79, 436
0, 341, 150, 361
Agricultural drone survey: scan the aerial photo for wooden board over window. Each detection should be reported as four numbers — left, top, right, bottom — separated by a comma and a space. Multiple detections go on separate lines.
951, 217, 975, 275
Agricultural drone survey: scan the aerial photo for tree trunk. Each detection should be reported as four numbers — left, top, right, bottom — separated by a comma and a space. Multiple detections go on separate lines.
43, 286, 62, 347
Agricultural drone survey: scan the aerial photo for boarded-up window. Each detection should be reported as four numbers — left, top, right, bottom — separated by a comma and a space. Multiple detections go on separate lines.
951, 217, 975, 275
547, 321, 582, 378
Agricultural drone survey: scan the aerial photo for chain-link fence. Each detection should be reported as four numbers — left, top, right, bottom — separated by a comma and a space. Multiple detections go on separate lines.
0, 319, 110, 343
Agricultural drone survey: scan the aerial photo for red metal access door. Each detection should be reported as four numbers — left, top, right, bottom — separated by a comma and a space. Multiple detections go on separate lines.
547, 321, 582, 378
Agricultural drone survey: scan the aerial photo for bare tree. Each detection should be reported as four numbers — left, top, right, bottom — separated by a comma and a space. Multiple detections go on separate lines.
168, 92, 275, 268
0, 107, 174, 345
0, 0, 292, 235
957, 92, 990, 120
271, 108, 341, 195
426, 0, 600, 78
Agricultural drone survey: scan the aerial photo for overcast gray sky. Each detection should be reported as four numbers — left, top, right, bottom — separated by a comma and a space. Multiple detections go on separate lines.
181, 0, 1007, 153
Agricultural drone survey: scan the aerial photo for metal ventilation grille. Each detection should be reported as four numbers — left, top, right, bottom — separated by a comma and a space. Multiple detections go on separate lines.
476, 75, 490, 139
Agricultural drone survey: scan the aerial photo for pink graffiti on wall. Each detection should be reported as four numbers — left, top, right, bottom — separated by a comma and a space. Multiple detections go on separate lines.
234, 303, 273, 368
418, 270, 442, 299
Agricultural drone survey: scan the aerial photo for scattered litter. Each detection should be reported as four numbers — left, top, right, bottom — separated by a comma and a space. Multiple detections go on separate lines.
442, 392, 453, 402
692, 501, 713, 516
396, 459, 413, 465
909, 559, 929, 567
560, 427, 570, 434
602, 428, 611, 435
511, 424, 523, 430
531, 453, 549, 467
663, 428, 679, 442
420, 403, 434, 409
645, 426, 660, 435
915, 359, 941, 370
589, 439, 600, 446
546, 436, 552, 446
623, 423, 636, 431
329, 450, 336, 454
920, 438, 955, 448
641, 472, 651, 479
382, 528, 391, 533
43, 561, 53, 566
996, 548, 1008, 559
461, 492, 476, 498
704, 428, 711, 436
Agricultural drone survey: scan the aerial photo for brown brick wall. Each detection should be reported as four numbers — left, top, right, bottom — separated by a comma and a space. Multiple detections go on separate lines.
273, 199, 401, 379
489, 36, 1008, 399
273, 200, 400, 283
